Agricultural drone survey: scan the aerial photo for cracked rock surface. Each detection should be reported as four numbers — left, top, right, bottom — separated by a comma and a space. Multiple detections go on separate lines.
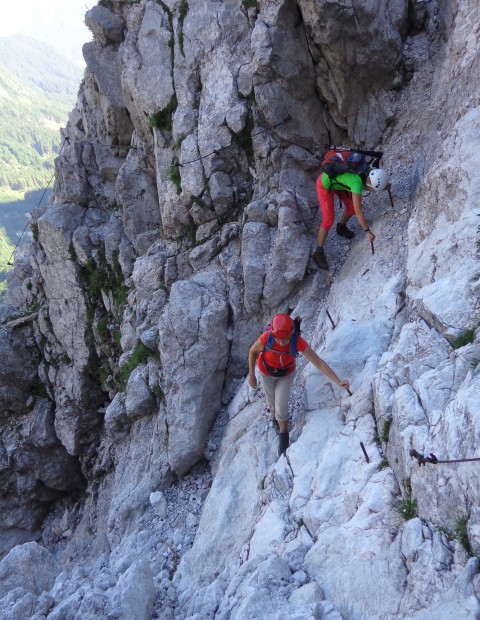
0, 1, 479, 618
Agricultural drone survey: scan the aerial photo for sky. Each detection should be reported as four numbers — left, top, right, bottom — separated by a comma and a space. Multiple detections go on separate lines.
0, 0, 96, 63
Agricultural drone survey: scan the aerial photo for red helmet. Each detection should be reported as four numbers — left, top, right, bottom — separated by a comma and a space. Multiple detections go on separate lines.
271, 314, 294, 339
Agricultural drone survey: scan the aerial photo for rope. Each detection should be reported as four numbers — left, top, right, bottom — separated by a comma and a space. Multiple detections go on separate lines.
6, 135, 138, 265
176, 116, 292, 167
72, 140, 136, 151
5, 114, 384, 265
5, 113, 293, 265
6, 136, 69, 266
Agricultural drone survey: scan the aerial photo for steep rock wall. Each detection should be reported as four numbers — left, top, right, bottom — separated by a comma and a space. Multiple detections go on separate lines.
0, 0, 479, 619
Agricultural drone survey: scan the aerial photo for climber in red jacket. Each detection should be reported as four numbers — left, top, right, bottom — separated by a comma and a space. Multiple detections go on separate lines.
248, 314, 349, 456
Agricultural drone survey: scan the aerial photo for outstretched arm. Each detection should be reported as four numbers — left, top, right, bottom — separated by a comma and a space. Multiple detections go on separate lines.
352, 192, 375, 243
248, 339, 264, 388
302, 345, 349, 391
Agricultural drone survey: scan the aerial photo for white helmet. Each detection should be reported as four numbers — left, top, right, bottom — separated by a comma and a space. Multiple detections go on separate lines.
368, 168, 388, 191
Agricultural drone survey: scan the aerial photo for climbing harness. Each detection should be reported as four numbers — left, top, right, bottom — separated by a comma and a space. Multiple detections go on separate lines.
261, 356, 294, 377
410, 449, 480, 466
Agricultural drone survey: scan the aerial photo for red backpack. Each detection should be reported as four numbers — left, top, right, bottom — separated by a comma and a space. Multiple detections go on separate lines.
321, 149, 369, 179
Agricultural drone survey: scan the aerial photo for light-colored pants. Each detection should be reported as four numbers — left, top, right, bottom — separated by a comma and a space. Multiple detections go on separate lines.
259, 370, 296, 422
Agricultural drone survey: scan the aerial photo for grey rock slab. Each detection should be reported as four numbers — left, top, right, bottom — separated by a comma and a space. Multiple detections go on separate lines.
0, 542, 59, 599
110, 561, 156, 620
241, 221, 270, 313
85, 5, 125, 45
125, 366, 157, 421
159, 271, 229, 476
83, 41, 124, 109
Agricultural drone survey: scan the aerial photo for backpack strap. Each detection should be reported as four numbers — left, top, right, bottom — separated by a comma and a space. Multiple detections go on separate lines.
327, 177, 350, 191
265, 331, 275, 352
265, 330, 299, 357
290, 332, 298, 357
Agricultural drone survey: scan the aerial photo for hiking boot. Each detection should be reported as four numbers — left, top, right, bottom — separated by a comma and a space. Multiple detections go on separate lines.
279, 432, 289, 456
336, 223, 355, 239
312, 247, 329, 271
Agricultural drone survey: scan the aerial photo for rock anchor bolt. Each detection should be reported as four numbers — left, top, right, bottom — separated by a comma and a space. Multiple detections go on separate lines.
410, 448, 480, 466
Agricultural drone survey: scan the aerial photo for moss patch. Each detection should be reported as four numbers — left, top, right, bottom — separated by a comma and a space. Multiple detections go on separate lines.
150, 95, 178, 132
118, 341, 157, 392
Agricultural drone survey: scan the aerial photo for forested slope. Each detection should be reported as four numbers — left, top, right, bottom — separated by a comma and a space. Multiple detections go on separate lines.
0, 36, 81, 287
0, 36, 81, 192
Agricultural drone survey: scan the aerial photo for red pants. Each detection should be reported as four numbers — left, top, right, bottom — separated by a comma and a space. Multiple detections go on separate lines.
316, 177, 355, 231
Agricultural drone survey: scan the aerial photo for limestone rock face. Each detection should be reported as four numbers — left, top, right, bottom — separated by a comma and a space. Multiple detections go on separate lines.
116, 149, 162, 254
1, 0, 480, 619
297, 0, 408, 142
85, 5, 125, 46
83, 41, 131, 142
0, 325, 38, 417
406, 107, 480, 341
35, 203, 90, 368
108, 561, 155, 620
242, 221, 270, 313
31, 203, 106, 459
121, 1, 175, 146
251, 0, 327, 151
159, 271, 230, 475
0, 314, 85, 535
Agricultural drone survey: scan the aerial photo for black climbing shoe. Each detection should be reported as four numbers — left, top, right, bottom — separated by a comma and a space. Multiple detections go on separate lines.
279, 432, 289, 456
312, 247, 329, 271
336, 223, 355, 239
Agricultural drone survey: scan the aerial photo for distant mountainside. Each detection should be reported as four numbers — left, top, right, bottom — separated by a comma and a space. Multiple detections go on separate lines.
0, 35, 81, 99
0, 36, 82, 192
0, 36, 82, 292
0, 188, 52, 245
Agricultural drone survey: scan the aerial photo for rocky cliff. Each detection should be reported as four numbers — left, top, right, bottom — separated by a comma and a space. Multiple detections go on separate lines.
0, 0, 479, 618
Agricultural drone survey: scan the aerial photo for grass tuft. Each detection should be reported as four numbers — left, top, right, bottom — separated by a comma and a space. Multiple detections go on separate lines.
150, 95, 178, 132
451, 329, 475, 349
381, 417, 393, 444
118, 341, 156, 392
454, 514, 472, 555
169, 162, 181, 194
395, 481, 417, 521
